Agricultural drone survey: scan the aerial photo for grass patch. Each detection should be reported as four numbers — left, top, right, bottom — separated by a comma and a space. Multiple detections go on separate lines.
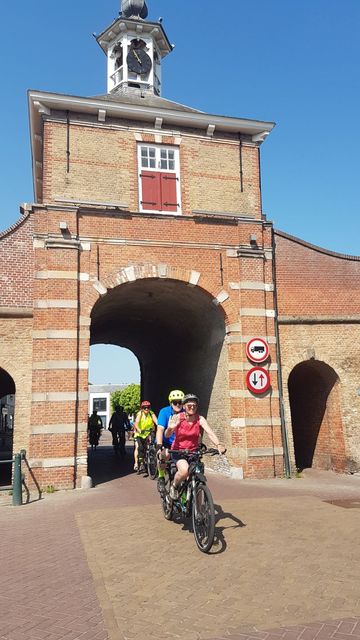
43, 485, 56, 494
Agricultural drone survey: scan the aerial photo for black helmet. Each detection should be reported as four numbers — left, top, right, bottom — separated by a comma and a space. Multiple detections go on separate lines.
183, 393, 199, 405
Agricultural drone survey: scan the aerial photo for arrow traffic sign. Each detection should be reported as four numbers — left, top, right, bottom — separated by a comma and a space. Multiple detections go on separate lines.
246, 337, 269, 363
246, 367, 271, 394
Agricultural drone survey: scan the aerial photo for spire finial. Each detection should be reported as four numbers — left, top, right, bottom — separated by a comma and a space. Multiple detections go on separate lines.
121, 0, 148, 19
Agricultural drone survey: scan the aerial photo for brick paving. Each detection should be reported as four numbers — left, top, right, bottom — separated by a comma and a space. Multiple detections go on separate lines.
1, 432, 360, 640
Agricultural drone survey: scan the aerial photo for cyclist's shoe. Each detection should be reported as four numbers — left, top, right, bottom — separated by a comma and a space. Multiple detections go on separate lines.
157, 477, 166, 496
133, 464, 138, 472
169, 483, 179, 500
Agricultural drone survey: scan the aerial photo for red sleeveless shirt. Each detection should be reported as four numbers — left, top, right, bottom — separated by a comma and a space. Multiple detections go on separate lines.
171, 413, 201, 451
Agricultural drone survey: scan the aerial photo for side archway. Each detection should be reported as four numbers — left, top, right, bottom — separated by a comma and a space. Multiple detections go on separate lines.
0, 368, 16, 485
288, 360, 345, 472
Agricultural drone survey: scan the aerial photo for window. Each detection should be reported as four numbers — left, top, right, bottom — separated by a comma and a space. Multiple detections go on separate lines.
160, 148, 175, 171
141, 146, 156, 169
93, 398, 106, 412
138, 145, 181, 213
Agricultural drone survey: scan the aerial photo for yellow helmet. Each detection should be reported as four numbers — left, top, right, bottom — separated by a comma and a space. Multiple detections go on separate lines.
168, 389, 185, 403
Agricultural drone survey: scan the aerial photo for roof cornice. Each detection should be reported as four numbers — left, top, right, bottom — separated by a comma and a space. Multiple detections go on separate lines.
29, 90, 275, 135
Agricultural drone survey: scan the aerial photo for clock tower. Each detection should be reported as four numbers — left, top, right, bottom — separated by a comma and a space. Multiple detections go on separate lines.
96, 0, 173, 96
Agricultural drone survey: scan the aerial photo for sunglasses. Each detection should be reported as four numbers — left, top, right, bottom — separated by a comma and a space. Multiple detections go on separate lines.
186, 403, 197, 408
172, 400, 183, 406
142, 407, 151, 410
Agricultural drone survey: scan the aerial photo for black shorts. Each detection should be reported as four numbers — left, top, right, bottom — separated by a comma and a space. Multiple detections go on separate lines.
171, 451, 196, 463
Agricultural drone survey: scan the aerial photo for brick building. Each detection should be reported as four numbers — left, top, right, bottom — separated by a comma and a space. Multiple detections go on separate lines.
1, 1, 359, 488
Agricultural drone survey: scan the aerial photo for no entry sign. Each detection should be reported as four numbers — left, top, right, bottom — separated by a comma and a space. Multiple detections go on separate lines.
246, 367, 271, 394
246, 337, 269, 363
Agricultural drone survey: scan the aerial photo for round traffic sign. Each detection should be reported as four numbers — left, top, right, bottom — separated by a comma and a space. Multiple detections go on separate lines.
246, 367, 271, 394
246, 337, 269, 363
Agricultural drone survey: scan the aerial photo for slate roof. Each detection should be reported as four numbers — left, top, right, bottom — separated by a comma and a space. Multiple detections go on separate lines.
92, 90, 204, 114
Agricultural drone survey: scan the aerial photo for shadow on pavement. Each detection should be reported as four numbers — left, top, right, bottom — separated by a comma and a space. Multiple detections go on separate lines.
171, 501, 246, 555
22, 454, 42, 503
210, 503, 246, 555
88, 440, 135, 487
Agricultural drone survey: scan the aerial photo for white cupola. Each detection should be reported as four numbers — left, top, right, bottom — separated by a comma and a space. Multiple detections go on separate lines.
96, 1, 173, 96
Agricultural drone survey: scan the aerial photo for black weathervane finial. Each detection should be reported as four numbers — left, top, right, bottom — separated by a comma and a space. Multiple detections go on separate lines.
121, 0, 148, 19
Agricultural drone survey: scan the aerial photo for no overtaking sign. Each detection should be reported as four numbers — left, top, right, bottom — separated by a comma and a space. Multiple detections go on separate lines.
246, 367, 271, 394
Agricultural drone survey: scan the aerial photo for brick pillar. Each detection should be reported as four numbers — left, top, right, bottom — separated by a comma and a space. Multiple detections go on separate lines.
226, 224, 284, 478
29, 207, 90, 489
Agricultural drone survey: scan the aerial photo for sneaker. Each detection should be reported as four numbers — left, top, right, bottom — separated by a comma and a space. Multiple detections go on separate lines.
134, 465, 138, 472
169, 483, 179, 500
157, 477, 166, 496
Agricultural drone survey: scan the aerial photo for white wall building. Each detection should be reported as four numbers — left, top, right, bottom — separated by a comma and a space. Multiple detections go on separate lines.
88, 384, 127, 428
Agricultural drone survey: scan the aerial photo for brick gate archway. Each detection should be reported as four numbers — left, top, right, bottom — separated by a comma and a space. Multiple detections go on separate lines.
90, 277, 229, 421
288, 360, 346, 472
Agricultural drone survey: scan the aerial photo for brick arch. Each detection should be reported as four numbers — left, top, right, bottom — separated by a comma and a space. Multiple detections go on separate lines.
0, 367, 16, 396
0, 367, 15, 485
288, 359, 346, 473
83, 262, 237, 325
85, 264, 232, 415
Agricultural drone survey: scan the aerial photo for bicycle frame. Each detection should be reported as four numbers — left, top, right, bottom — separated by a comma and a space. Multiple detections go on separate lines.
165, 448, 216, 515
137, 433, 156, 475
161, 446, 220, 552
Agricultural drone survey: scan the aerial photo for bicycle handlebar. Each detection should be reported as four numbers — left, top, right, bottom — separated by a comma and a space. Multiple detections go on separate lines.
168, 447, 225, 457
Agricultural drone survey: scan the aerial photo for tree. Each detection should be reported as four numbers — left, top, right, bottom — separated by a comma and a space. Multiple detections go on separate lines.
111, 384, 140, 416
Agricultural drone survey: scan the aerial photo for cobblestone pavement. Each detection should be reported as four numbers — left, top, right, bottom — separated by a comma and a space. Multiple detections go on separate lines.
1, 431, 360, 640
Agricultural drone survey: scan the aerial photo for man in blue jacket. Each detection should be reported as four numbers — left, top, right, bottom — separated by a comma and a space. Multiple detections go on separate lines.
156, 389, 185, 495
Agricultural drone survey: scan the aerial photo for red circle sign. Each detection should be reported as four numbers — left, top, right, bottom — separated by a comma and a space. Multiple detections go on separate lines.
246, 367, 271, 394
246, 338, 269, 363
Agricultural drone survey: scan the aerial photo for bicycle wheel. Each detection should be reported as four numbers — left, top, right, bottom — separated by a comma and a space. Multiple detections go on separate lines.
147, 448, 158, 480
192, 483, 215, 553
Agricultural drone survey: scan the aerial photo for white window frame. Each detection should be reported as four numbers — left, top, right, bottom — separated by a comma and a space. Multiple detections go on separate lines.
138, 144, 182, 214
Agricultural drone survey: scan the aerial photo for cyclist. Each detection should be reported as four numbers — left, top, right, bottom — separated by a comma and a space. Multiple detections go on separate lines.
156, 389, 185, 495
164, 393, 226, 499
87, 410, 102, 451
134, 401, 158, 473
108, 405, 130, 455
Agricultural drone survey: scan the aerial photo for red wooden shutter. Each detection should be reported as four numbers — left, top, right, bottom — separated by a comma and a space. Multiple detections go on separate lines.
160, 173, 178, 212
140, 171, 161, 210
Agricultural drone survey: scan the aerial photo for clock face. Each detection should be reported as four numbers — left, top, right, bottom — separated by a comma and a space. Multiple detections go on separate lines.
127, 48, 152, 75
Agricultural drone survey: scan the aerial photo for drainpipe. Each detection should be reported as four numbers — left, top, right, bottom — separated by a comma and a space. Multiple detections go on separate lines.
271, 227, 291, 478
238, 133, 244, 193
73, 207, 80, 488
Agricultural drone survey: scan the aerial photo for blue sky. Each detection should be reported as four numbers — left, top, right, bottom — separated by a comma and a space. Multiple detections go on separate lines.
1, 0, 359, 384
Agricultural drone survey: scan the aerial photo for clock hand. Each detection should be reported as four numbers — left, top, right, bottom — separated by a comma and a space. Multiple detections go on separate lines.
133, 50, 142, 64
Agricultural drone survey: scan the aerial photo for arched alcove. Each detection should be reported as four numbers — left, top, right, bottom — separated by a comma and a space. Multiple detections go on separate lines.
0, 368, 16, 485
90, 278, 227, 418
288, 360, 345, 471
